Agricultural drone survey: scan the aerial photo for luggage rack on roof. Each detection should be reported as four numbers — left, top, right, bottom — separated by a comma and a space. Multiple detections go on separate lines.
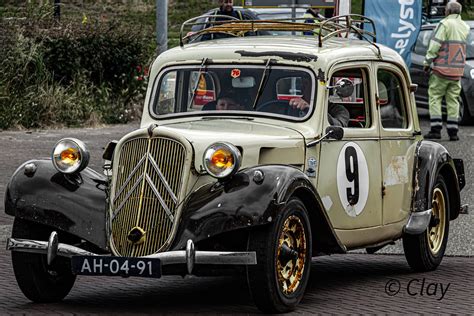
180, 14, 379, 54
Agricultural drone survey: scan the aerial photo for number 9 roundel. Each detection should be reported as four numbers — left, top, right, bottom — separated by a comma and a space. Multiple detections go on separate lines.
336, 142, 369, 217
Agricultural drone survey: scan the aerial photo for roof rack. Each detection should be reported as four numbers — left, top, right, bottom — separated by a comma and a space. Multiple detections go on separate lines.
318, 14, 380, 57
180, 14, 379, 51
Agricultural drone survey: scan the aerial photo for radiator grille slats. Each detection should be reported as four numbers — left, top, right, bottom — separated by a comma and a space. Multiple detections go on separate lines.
111, 137, 187, 257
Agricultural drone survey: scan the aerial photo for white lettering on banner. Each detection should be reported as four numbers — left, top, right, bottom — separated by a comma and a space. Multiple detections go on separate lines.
391, 0, 417, 56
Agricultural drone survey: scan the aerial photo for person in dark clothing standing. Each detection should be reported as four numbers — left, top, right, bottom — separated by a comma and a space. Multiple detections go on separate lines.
214, 0, 243, 19
200, 0, 246, 41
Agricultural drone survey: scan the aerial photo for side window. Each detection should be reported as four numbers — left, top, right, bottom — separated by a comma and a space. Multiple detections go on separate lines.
329, 68, 371, 128
377, 69, 408, 129
414, 30, 432, 55
157, 71, 177, 115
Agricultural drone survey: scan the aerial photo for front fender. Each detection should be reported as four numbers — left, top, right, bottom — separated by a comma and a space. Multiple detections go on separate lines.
5, 159, 108, 250
413, 141, 463, 220
171, 165, 345, 254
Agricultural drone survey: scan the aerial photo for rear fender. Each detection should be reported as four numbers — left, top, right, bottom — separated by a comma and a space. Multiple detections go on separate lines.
171, 165, 346, 254
413, 141, 463, 220
5, 159, 108, 250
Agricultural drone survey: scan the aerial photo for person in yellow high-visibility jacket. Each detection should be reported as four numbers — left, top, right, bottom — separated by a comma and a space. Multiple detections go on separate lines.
424, 1, 469, 141
303, 8, 324, 36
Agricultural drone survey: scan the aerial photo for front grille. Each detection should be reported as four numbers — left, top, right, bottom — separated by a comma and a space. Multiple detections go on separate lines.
110, 137, 187, 256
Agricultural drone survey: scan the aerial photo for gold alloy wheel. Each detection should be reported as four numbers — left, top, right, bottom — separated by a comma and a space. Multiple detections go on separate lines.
276, 215, 307, 295
427, 188, 446, 255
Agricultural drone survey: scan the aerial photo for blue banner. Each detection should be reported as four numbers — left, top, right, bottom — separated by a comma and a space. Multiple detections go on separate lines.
364, 0, 422, 67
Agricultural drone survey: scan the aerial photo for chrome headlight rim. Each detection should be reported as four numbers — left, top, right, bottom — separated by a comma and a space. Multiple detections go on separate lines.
203, 142, 241, 179
51, 138, 90, 174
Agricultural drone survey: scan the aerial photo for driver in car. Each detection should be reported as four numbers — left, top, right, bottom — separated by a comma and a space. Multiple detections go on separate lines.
289, 79, 350, 127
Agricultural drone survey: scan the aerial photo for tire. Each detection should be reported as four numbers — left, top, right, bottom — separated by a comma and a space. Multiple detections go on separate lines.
403, 175, 450, 272
11, 218, 76, 302
247, 198, 312, 313
458, 93, 474, 125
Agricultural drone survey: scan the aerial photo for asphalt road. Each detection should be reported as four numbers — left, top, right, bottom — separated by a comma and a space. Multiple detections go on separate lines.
0, 114, 472, 314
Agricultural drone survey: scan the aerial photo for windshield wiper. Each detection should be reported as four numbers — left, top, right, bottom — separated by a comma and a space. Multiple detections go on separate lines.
252, 59, 273, 109
187, 57, 209, 110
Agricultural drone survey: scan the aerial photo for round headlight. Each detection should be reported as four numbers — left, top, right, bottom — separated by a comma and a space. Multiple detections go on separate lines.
52, 138, 90, 174
203, 142, 241, 179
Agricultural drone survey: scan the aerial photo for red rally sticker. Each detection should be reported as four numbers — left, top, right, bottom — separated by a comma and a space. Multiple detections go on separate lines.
231, 69, 241, 78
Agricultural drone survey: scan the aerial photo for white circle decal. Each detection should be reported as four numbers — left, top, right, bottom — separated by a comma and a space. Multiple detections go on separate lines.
336, 142, 369, 217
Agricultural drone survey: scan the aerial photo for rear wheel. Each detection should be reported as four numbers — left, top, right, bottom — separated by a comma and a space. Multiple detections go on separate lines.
403, 175, 450, 271
247, 198, 312, 313
11, 218, 76, 302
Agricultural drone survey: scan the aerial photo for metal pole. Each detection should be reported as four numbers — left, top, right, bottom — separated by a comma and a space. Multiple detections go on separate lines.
54, 0, 60, 21
291, 0, 296, 35
157, 0, 168, 55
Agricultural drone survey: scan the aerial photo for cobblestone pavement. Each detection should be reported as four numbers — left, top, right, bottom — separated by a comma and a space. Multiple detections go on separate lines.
0, 239, 472, 314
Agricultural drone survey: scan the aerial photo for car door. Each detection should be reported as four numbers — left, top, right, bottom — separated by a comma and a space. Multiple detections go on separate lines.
411, 28, 434, 106
375, 63, 417, 226
316, 63, 383, 248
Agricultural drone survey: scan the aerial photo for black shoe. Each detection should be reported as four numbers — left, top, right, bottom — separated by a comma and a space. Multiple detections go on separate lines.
449, 134, 459, 141
424, 131, 441, 139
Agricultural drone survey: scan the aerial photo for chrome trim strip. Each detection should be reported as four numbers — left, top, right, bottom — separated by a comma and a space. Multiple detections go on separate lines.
404, 209, 432, 235
147, 153, 178, 204
145, 174, 174, 222
7, 237, 257, 273
112, 174, 144, 220
113, 154, 147, 203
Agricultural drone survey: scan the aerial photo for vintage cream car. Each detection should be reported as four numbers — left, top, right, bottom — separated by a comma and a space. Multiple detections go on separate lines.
5, 16, 466, 313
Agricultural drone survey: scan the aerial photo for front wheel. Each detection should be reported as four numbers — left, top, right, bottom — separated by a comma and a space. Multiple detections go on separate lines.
403, 175, 450, 272
247, 198, 312, 313
11, 218, 76, 302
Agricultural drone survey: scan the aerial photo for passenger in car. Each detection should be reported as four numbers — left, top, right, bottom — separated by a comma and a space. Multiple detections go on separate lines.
216, 93, 244, 110
203, 93, 245, 111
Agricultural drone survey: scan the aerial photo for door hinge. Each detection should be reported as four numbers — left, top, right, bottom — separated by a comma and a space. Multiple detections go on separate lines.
382, 185, 386, 198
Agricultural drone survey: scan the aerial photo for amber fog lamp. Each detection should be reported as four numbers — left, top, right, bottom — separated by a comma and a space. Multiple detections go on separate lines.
203, 142, 241, 179
52, 138, 90, 174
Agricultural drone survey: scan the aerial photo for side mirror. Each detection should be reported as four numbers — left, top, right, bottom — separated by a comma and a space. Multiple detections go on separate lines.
334, 78, 354, 98
325, 126, 344, 140
306, 126, 344, 148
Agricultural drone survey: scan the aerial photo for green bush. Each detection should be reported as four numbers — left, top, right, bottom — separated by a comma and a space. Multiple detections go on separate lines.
0, 4, 151, 129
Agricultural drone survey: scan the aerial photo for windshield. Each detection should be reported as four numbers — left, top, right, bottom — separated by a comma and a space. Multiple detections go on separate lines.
151, 65, 315, 120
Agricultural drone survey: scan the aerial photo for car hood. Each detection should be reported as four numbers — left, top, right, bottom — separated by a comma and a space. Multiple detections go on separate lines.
158, 118, 306, 172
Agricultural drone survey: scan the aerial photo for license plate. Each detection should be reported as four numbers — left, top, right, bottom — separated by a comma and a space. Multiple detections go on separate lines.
71, 256, 161, 278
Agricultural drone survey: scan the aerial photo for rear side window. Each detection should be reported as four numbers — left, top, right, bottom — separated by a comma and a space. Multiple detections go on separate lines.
377, 69, 408, 129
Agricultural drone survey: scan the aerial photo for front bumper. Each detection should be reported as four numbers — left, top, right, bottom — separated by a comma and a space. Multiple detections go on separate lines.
6, 231, 257, 275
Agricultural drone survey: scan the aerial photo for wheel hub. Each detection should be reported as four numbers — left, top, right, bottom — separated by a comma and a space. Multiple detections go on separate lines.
427, 188, 446, 255
276, 215, 307, 295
